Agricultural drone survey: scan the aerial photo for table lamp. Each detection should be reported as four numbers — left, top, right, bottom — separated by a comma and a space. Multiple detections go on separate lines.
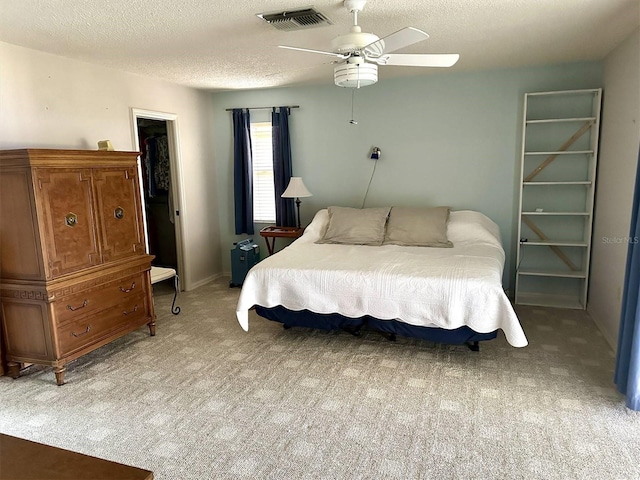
281, 177, 312, 229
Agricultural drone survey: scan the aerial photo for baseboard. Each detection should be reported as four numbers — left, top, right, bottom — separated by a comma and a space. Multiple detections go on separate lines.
587, 308, 618, 352
187, 272, 225, 291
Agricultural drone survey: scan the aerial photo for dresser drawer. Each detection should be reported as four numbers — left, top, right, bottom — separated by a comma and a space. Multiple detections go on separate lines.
57, 294, 148, 356
54, 272, 147, 325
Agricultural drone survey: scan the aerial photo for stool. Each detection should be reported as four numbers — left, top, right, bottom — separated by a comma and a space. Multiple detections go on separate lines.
150, 266, 180, 315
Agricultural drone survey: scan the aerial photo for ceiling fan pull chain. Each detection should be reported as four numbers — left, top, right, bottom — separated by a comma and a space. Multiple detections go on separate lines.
349, 88, 357, 125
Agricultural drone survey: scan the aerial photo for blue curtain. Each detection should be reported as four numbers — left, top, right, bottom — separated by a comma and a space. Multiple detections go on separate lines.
272, 107, 296, 227
232, 109, 254, 235
614, 148, 640, 411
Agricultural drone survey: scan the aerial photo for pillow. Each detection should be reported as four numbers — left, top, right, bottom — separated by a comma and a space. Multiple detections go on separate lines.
316, 206, 391, 246
383, 206, 453, 247
447, 210, 502, 246
300, 209, 330, 241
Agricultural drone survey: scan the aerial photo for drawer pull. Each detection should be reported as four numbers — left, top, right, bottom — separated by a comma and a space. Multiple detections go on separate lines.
65, 212, 78, 227
66, 299, 88, 311
122, 304, 139, 316
119, 281, 136, 293
71, 325, 91, 337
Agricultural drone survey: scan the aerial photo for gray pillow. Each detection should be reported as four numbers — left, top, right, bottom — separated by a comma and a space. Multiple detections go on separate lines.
383, 206, 453, 247
317, 206, 391, 246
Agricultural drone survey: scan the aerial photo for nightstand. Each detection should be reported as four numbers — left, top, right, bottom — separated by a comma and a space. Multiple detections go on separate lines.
259, 226, 304, 255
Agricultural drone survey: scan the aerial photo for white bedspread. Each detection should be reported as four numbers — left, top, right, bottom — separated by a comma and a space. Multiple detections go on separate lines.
236, 210, 528, 347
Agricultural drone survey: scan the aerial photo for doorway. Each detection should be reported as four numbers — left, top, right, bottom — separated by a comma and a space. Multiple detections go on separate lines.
130, 109, 185, 287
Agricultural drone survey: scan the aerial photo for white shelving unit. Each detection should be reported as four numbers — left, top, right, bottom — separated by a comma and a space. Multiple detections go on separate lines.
515, 88, 602, 309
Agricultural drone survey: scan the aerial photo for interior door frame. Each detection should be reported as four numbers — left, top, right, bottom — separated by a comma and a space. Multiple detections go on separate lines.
130, 108, 187, 290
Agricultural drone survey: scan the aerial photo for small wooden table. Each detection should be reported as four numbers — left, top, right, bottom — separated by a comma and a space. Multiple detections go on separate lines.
259, 226, 304, 255
0, 434, 153, 480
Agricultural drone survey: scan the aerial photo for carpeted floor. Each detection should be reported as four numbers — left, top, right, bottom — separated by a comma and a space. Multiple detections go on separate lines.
0, 277, 638, 479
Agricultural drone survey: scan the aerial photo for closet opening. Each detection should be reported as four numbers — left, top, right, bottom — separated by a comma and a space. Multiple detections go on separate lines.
131, 109, 186, 290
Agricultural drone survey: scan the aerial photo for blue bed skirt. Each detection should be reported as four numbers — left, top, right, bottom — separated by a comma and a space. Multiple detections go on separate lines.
255, 306, 497, 345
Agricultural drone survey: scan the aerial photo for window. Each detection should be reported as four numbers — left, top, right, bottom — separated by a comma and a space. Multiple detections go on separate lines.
250, 122, 275, 223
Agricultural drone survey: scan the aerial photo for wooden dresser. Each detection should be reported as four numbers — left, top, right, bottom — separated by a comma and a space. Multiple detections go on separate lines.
0, 149, 155, 385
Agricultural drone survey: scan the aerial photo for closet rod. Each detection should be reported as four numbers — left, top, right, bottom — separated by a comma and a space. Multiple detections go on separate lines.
225, 105, 299, 111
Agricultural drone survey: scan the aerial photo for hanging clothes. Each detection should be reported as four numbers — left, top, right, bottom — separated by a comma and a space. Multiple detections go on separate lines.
143, 135, 170, 197
155, 135, 171, 192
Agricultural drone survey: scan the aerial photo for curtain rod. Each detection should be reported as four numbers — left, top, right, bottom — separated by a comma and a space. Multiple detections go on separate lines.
225, 105, 299, 111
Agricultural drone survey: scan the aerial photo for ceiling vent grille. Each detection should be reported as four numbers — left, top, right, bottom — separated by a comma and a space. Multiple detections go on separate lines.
257, 7, 333, 31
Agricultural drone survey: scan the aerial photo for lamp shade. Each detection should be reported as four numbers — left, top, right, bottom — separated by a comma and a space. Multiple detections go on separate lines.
281, 177, 312, 198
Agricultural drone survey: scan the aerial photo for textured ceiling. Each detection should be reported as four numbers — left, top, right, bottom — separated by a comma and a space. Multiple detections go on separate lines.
0, 0, 638, 91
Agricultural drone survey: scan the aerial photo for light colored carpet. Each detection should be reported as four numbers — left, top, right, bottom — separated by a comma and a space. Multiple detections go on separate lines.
0, 277, 638, 479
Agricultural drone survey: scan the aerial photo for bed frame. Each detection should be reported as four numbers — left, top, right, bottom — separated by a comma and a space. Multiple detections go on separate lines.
255, 306, 497, 351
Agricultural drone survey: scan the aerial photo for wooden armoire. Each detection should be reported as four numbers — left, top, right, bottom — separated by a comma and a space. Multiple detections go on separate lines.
0, 149, 156, 385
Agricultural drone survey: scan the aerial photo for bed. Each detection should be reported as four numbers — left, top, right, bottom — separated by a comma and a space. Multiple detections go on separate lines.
236, 207, 528, 349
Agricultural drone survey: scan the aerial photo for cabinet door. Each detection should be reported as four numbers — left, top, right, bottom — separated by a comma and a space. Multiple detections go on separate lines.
93, 167, 145, 262
35, 168, 101, 277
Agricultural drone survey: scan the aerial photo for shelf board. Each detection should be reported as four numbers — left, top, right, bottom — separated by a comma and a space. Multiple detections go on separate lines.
525, 89, 601, 97
523, 181, 592, 186
521, 211, 590, 216
517, 268, 587, 278
526, 117, 595, 124
516, 292, 585, 309
520, 240, 588, 247
524, 150, 593, 156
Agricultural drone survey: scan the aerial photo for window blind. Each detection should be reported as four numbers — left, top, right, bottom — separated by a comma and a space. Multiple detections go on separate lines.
250, 122, 276, 223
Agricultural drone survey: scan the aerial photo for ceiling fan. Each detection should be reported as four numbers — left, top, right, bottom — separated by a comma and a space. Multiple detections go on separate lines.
278, 0, 459, 88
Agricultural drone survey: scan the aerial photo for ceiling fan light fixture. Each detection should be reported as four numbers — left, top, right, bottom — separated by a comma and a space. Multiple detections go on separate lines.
334, 62, 378, 88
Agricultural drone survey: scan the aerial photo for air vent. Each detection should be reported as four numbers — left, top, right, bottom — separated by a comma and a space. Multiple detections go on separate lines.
257, 7, 333, 31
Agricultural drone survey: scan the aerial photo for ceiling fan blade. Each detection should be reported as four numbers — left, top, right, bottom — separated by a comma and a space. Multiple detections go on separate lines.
364, 27, 429, 57
278, 45, 347, 59
372, 53, 460, 67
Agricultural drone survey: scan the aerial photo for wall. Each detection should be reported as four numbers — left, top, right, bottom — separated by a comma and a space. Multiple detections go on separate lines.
0, 42, 221, 290
211, 62, 603, 285
589, 28, 640, 348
